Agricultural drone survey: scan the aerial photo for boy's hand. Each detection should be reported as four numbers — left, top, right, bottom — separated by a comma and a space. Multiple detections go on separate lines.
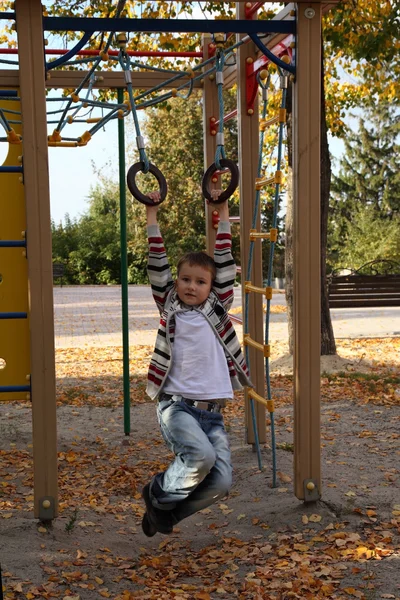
210, 189, 222, 202
148, 191, 161, 203
208, 190, 229, 221
146, 191, 162, 226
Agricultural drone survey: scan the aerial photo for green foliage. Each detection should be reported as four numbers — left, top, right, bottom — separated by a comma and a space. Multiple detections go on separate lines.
328, 103, 400, 270
52, 89, 241, 283
330, 207, 400, 270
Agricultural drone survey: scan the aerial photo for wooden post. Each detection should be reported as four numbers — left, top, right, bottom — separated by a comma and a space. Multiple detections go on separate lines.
292, 3, 322, 500
236, 2, 266, 446
202, 34, 219, 256
15, 0, 58, 519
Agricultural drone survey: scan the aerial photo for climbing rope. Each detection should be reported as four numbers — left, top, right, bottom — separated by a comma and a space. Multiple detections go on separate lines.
243, 67, 289, 485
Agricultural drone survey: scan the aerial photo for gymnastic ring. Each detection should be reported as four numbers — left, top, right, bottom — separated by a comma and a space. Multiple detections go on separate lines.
127, 161, 168, 206
202, 158, 239, 204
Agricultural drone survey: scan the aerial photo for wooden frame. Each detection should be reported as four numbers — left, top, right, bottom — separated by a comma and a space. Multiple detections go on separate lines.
1, 0, 334, 515
292, 3, 322, 499
15, 0, 58, 520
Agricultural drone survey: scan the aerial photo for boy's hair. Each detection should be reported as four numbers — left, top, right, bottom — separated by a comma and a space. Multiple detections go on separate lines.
177, 252, 217, 281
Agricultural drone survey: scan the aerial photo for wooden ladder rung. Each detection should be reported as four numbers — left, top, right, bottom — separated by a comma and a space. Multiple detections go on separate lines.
250, 228, 278, 242
245, 282, 272, 299
248, 388, 274, 412
260, 115, 279, 130
244, 334, 270, 357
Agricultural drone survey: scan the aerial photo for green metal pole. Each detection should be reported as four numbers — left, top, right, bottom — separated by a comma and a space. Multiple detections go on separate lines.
118, 88, 130, 435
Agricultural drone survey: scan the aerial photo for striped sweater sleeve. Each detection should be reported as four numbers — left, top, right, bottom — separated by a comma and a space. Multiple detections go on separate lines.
147, 224, 174, 314
214, 220, 236, 310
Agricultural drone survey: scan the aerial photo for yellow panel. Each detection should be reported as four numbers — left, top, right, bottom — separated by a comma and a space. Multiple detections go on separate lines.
0, 318, 31, 401
0, 248, 29, 311
0, 90, 30, 402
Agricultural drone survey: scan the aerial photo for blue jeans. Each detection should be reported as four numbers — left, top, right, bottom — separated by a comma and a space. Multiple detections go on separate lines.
150, 395, 232, 524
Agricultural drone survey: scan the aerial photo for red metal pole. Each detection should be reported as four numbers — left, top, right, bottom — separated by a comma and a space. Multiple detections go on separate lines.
245, 2, 266, 19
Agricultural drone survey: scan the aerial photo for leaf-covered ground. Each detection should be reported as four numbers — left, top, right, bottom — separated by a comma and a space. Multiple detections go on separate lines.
1, 338, 399, 599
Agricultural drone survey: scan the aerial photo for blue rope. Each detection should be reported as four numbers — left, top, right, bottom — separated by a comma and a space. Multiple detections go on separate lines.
214, 49, 227, 170
243, 72, 288, 484
119, 51, 149, 172
243, 74, 270, 473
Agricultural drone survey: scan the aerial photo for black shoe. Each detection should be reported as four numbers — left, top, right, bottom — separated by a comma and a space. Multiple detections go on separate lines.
141, 512, 157, 537
141, 484, 174, 536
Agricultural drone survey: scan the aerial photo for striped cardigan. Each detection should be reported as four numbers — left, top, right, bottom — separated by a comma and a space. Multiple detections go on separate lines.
146, 221, 252, 400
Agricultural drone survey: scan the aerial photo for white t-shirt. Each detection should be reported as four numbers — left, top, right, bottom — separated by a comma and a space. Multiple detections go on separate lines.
163, 310, 233, 400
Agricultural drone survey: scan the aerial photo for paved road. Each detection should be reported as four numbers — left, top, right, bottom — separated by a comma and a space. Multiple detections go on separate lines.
53, 286, 399, 349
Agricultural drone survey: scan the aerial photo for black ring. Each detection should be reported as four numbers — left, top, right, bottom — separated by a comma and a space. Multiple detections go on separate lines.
127, 162, 168, 206
202, 158, 239, 204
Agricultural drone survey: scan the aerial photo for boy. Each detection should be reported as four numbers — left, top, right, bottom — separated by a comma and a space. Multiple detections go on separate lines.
142, 191, 252, 537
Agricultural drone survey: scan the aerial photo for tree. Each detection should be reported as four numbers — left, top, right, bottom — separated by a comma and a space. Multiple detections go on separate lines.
328, 103, 400, 269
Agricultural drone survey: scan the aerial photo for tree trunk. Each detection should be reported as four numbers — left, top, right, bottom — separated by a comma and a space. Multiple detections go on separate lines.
285, 42, 336, 356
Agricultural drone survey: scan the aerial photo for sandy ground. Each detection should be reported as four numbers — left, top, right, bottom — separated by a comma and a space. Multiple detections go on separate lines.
0, 286, 399, 599
1, 395, 399, 599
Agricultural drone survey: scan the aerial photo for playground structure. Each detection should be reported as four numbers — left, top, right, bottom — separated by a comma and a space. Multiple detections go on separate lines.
0, 0, 337, 520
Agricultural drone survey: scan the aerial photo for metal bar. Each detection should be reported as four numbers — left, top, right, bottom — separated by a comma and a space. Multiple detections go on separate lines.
0, 240, 26, 247
1, 47, 203, 58
0, 12, 16, 19
0, 89, 18, 96
0, 312, 28, 319
43, 16, 295, 35
118, 88, 130, 437
213, 108, 238, 129
0, 385, 30, 393
0, 166, 23, 173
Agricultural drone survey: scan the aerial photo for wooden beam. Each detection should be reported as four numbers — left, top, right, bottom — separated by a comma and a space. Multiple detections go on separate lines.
0, 69, 202, 90
292, 3, 322, 501
15, 0, 58, 520
202, 34, 219, 255
236, 2, 266, 446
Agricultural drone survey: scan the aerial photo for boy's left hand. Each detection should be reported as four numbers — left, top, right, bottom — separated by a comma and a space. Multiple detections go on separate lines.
147, 191, 161, 203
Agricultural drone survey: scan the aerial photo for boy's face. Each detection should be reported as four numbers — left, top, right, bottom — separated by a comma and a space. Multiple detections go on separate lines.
176, 263, 213, 306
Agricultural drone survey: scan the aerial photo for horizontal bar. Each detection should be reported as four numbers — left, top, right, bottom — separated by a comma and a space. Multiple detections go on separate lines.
229, 216, 240, 223
0, 240, 26, 247
0, 12, 15, 20
248, 388, 274, 412
0, 47, 203, 58
0, 312, 28, 319
0, 89, 18, 96
212, 109, 238, 130
0, 166, 23, 173
0, 385, 30, 393
0, 69, 203, 91
229, 313, 242, 324
43, 16, 296, 35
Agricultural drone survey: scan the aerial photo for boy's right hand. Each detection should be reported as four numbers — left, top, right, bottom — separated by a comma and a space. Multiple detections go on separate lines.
146, 191, 162, 226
